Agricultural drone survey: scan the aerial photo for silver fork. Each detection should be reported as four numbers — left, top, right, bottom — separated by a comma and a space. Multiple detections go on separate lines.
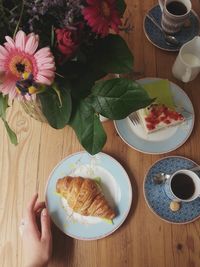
129, 112, 140, 126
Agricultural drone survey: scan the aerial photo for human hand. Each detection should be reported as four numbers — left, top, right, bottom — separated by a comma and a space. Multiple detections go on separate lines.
20, 193, 52, 267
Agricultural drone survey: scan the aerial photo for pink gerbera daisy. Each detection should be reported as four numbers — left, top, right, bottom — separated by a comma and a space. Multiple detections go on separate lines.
0, 30, 55, 100
82, 0, 122, 37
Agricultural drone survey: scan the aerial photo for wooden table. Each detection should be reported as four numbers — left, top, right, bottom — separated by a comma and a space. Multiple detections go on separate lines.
1, 1, 200, 266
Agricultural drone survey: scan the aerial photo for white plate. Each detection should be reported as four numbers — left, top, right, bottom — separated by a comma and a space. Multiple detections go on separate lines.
45, 151, 132, 240
114, 78, 194, 154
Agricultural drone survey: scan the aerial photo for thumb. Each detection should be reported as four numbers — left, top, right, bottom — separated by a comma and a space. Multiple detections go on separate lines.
41, 208, 51, 241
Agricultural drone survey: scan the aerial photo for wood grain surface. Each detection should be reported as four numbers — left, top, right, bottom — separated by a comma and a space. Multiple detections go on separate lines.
1, 1, 200, 267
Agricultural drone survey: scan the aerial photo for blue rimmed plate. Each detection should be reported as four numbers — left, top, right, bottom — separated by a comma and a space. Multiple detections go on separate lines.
45, 151, 132, 240
114, 78, 194, 154
144, 156, 200, 224
143, 5, 200, 51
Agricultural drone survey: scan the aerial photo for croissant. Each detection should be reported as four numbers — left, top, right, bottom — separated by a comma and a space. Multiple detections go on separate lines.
56, 176, 116, 220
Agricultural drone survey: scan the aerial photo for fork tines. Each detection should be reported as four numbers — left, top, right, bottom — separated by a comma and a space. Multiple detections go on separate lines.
129, 112, 140, 126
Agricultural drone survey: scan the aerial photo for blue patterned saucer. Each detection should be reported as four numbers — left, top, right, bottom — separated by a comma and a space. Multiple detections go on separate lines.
143, 5, 200, 51
144, 156, 200, 224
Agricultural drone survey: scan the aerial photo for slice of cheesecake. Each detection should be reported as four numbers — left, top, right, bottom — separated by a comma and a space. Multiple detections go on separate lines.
137, 103, 184, 133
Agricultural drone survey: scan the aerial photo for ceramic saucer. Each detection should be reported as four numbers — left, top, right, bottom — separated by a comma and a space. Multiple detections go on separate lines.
144, 156, 200, 224
143, 5, 200, 51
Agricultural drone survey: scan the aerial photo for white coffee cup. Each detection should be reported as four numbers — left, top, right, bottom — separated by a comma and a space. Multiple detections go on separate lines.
164, 169, 200, 202
159, 0, 192, 33
172, 36, 200, 83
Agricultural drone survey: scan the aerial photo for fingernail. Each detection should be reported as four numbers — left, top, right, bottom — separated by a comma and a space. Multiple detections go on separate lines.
42, 208, 47, 216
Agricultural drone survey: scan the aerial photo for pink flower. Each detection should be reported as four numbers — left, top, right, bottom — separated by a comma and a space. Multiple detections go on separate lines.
56, 24, 82, 59
0, 30, 55, 100
82, 0, 122, 37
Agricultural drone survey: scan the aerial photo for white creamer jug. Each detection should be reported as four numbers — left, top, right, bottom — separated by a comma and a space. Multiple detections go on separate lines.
172, 36, 200, 82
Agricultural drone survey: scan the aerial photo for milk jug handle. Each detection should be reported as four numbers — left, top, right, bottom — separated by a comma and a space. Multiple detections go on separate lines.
158, 0, 164, 11
182, 67, 192, 83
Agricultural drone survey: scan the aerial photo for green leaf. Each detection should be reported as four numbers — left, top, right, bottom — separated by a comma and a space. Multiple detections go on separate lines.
3, 120, 18, 145
39, 86, 72, 129
58, 60, 106, 99
52, 83, 62, 107
0, 93, 9, 119
0, 93, 18, 145
69, 100, 107, 155
87, 78, 154, 119
116, 0, 126, 16
71, 66, 106, 99
92, 34, 133, 74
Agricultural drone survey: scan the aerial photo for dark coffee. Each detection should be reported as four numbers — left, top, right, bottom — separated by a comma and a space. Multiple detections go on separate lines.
166, 1, 188, 16
171, 173, 195, 199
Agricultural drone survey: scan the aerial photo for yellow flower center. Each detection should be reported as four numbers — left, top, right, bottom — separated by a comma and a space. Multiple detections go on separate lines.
9, 55, 33, 78
101, 1, 111, 18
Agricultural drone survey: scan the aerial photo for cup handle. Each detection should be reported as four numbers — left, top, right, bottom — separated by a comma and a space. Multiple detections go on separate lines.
158, 0, 164, 11
182, 67, 192, 83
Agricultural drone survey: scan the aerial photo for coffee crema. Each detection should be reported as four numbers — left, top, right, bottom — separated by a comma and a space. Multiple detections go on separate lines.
171, 173, 195, 199
166, 1, 188, 16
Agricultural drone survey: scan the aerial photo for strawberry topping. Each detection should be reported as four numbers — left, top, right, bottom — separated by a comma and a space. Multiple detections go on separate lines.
144, 104, 184, 131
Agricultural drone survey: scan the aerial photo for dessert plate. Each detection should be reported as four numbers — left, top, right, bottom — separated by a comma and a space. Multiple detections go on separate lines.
114, 78, 194, 154
144, 156, 200, 224
45, 151, 132, 240
143, 5, 200, 51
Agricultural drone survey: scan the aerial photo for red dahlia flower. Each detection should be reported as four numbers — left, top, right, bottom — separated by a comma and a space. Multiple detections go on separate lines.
82, 0, 122, 37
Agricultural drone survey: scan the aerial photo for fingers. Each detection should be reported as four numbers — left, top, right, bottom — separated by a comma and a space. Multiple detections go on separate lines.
27, 193, 38, 212
25, 193, 40, 238
22, 194, 50, 241
34, 201, 45, 214
41, 208, 51, 241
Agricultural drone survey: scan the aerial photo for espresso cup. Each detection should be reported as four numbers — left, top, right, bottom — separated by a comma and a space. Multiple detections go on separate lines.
158, 0, 192, 34
164, 169, 200, 202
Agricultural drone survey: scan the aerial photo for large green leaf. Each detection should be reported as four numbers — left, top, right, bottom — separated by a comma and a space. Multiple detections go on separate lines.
92, 34, 133, 74
70, 66, 106, 99
57, 60, 106, 99
116, 0, 126, 16
87, 78, 154, 119
0, 93, 18, 145
39, 86, 72, 129
69, 100, 107, 155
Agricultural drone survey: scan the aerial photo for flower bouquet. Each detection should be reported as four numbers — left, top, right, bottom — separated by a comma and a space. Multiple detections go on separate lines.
0, 0, 153, 154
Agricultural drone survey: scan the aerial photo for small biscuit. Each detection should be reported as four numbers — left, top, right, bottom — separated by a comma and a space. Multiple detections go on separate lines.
170, 201, 181, 212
